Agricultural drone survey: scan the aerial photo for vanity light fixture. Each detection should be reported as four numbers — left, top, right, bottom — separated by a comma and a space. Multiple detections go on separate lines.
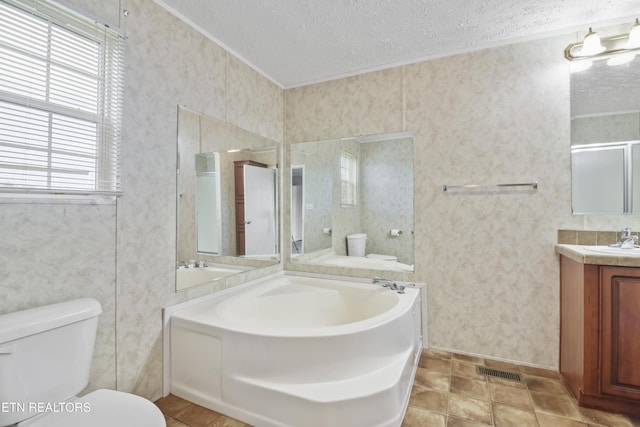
627, 18, 640, 49
578, 28, 605, 56
565, 19, 640, 69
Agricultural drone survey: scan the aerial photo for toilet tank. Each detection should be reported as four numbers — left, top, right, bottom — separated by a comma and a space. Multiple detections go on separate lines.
0, 298, 102, 426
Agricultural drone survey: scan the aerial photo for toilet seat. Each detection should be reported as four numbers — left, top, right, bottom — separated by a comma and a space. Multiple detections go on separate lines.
18, 389, 166, 427
366, 253, 397, 262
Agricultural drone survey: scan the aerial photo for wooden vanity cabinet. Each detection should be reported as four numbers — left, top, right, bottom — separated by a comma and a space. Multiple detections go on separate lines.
560, 255, 640, 417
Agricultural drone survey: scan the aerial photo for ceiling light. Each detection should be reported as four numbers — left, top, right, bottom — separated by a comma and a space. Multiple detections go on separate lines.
627, 18, 640, 49
578, 28, 605, 56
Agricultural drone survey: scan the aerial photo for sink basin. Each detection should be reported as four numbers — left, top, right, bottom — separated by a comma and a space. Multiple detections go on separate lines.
585, 246, 640, 256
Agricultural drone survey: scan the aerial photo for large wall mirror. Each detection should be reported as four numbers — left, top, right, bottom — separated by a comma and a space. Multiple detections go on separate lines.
571, 52, 640, 214
289, 131, 414, 274
176, 106, 280, 291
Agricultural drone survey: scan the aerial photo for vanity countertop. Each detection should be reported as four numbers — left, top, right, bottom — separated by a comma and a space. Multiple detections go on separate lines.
556, 244, 640, 267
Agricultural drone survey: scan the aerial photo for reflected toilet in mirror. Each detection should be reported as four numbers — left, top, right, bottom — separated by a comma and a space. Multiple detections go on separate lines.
289, 131, 414, 274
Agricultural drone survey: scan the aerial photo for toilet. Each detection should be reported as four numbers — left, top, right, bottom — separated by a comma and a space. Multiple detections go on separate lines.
0, 298, 166, 427
346, 233, 367, 257
346, 233, 397, 261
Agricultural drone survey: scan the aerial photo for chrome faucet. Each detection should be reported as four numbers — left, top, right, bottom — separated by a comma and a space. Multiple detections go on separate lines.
610, 227, 639, 249
177, 260, 188, 268
373, 277, 395, 288
621, 227, 638, 249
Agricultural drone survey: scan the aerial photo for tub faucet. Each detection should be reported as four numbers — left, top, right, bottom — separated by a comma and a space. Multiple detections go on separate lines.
373, 277, 399, 291
177, 260, 189, 268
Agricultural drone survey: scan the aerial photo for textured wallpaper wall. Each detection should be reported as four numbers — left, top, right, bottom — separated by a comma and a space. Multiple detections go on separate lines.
283, 36, 637, 369
0, 0, 283, 401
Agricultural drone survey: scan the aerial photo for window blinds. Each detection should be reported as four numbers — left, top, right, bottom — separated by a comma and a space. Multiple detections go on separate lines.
0, 0, 124, 197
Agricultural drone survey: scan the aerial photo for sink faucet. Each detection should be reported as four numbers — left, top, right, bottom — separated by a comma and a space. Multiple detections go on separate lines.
621, 227, 638, 249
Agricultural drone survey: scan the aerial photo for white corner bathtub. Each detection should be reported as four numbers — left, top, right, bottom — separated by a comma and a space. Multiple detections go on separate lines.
165, 273, 424, 427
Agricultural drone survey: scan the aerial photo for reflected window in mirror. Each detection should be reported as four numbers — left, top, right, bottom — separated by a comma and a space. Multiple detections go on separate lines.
340, 149, 358, 207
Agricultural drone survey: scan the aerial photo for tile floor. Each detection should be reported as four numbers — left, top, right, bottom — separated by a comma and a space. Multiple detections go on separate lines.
155, 349, 640, 427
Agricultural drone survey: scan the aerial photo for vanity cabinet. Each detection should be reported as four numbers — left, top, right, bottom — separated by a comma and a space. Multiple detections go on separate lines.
560, 255, 640, 417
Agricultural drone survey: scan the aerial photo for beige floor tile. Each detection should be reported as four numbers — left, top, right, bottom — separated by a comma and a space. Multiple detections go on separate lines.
487, 375, 527, 389
409, 385, 448, 414
402, 407, 446, 427
166, 418, 190, 427
537, 412, 588, 427
423, 348, 452, 360
414, 367, 451, 392
579, 407, 640, 427
524, 375, 571, 396
492, 402, 538, 427
452, 353, 486, 364
155, 394, 193, 418
452, 359, 486, 381
448, 393, 493, 425
450, 375, 490, 401
483, 359, 521, 372
530, 391, 582, 421
519, 365, 560, 380
447, 416, 493, 426
489, 382, 533, 410
420, 356, 452, 373
174, 404, 224, 427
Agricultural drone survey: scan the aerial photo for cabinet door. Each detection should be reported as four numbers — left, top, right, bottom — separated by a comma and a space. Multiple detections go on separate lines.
600, 267, 640, 399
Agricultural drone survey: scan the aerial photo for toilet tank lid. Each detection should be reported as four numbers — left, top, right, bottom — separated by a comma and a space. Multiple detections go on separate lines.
0, 298, 102, 344
347, 233, 367, 239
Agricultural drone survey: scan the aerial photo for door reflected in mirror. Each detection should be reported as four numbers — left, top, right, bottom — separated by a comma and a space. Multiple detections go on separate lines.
176, 106, 280, 291
290, 131, 414, 273
571, 50, 640, 214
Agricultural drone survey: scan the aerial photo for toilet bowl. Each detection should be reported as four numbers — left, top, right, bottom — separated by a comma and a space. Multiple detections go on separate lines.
0, 298, 165, 427
18, 389, 165, 427
366, 253, 398, 262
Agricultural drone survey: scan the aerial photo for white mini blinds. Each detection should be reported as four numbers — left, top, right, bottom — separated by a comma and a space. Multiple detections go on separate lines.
0, 0, 124, 198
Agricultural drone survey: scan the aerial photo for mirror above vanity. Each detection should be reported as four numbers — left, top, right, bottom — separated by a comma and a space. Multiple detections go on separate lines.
176, 106, 280, 291
569, 25, 640, 214
289, 131, 414, 275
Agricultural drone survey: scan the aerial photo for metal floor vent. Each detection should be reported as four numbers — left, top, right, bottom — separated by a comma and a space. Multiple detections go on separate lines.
476, 366, 523, 383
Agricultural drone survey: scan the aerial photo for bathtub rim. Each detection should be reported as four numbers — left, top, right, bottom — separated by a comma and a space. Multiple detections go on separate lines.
162, 270, 427, 398
171, 277, 415, 338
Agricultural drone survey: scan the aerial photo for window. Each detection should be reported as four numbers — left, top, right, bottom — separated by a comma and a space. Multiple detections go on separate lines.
340, 149, 358, 206
0, 0, 124, 199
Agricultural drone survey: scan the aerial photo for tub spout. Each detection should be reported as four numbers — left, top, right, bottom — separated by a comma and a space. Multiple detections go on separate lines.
373, 277, 398, 290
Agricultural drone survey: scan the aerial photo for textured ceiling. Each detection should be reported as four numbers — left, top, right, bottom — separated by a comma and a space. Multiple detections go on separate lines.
154, 0, 640, 88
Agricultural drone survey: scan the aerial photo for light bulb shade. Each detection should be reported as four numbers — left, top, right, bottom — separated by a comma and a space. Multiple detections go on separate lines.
627, 19, 640, 49
607, 53, 636, 66
579, 28, 606, 56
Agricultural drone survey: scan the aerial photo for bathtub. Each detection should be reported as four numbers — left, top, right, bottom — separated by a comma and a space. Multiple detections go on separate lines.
165, 272, 424, 427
